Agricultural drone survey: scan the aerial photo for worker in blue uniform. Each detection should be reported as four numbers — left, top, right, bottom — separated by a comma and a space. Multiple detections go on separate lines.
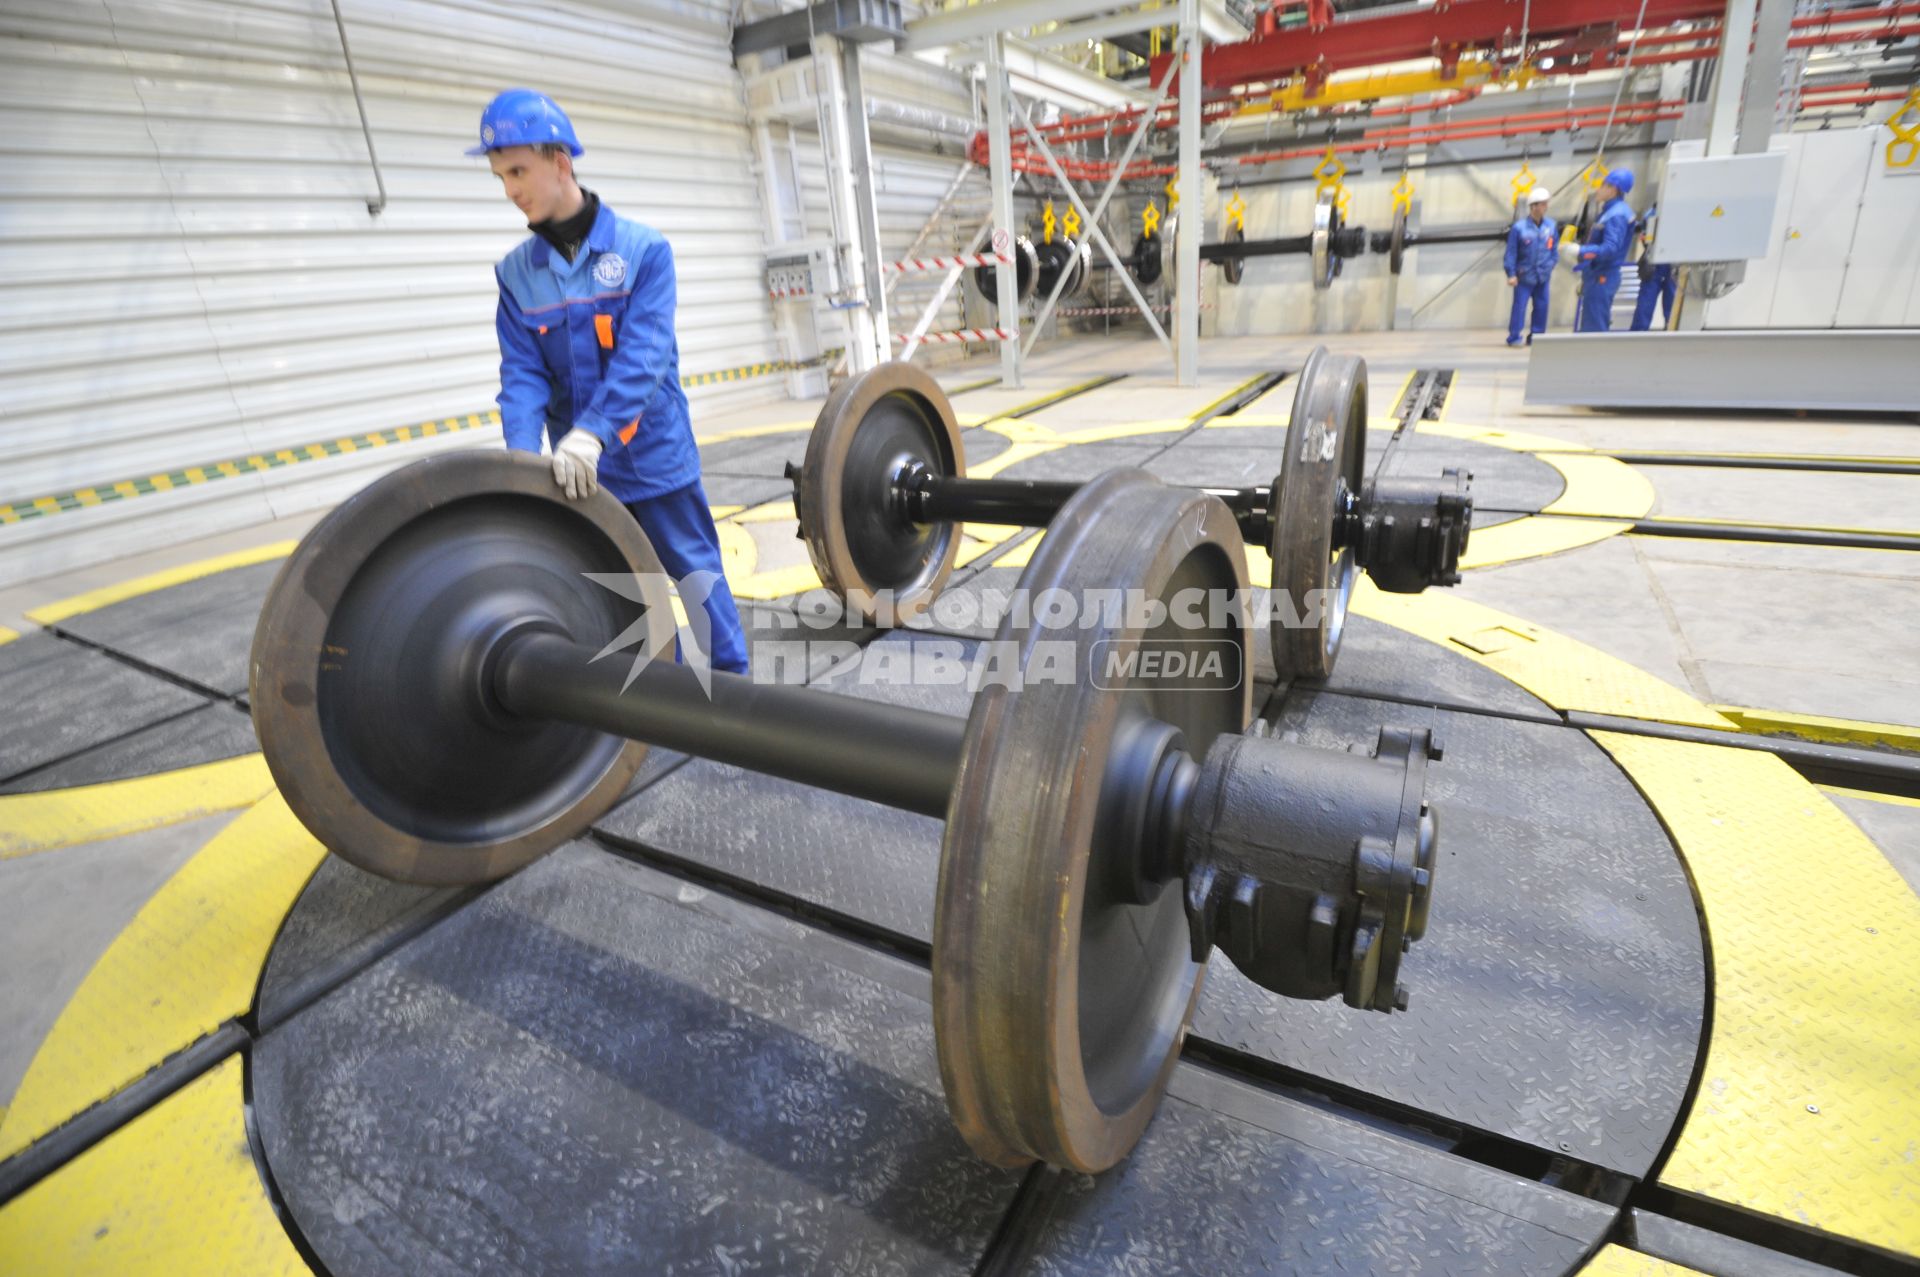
1574, 168, 1637, 333
1503, 186, 1558, 346
471, 88, 749, 676
1630, 203, 1677, 331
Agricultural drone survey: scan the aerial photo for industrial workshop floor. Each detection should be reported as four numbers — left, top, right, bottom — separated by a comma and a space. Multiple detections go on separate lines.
1, 331, 1916, 1275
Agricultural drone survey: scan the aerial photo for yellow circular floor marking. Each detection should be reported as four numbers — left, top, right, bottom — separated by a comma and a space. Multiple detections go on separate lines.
25, 542, 299, 627
0, 793, 326, 1163
1353, 580, 1920, 1259
0, 754, 275, 861
0, 1057, 309, 1276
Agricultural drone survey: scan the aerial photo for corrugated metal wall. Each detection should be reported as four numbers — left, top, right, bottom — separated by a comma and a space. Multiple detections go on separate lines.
0, 0, 780, 587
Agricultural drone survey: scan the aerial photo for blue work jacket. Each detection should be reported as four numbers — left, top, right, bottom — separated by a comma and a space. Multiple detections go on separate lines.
1504, 216, 1559, 285
493, 201, 699, 502
1579, 196, 1636, 279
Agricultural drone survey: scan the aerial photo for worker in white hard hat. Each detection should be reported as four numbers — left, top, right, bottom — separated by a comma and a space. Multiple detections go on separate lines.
1503, 187, 1558, 346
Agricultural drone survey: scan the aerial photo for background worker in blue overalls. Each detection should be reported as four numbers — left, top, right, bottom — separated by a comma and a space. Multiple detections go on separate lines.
1574, 168, 1637, 332
471, 89, 749, 676
1630, 203, 1677, 331
1503, 187, 1557, 346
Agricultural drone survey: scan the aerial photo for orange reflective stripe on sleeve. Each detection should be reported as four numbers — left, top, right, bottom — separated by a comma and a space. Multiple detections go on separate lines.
594, 314, 615, 349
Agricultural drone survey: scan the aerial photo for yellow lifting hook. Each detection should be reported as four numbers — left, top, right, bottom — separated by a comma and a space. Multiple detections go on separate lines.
1313, 146, 1352, 218
1886, 87, 1920, 169
1510, 159, 1538, 208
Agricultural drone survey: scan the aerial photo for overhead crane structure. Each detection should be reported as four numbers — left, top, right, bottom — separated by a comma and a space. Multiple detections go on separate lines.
943, 0, 1914, 382
983, 1, 1917, 182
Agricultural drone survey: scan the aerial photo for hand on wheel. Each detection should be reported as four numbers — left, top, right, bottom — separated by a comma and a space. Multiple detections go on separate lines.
551, 428, 603, 500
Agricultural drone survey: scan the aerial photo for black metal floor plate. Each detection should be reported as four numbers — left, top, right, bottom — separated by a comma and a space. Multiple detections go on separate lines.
0, 632, 208, 783
598, 626, 1704, 1178
253, 844, 1025, 1276
1196, 687, 1704, 1176
1014, 1065, 1615, 1274
51, 558, 284, 699
253, 844, 1617, 1275
0, 699, 255, 794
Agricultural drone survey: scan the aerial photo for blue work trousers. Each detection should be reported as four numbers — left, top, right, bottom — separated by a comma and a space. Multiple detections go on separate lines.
1577, 271, 1621, 333
625, 480, 750, 676
1508, 279, 1550, 344
1630, 264, 1677, 331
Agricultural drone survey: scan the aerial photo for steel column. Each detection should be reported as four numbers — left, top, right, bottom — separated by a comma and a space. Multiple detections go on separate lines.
815, 34, 885, 372
1735, 0, 1792, 153
1175, 0, 1202, 386
840, 40, 892, 360
1704, 0, 1758, 156
983, 33, 1023, 387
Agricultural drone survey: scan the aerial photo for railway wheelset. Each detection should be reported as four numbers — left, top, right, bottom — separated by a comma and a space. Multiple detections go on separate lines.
792, 346, 1473, 684
972, 192, 1370, 309
251, 346, 1468, 1175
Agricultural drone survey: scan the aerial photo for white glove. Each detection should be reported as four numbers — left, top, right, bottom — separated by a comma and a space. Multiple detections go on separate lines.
551, 428, 603, 500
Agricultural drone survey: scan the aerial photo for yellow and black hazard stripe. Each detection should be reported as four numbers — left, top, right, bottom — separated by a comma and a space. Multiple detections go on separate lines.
0, 350, 846, 527
681, 348, 842, 388
0, 412, 503, 526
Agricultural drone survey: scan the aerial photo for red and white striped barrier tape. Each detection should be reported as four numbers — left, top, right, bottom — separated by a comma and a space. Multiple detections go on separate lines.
1053, 304, 1216, 316
897, 327, 1018, 345
883, 252, 1013, 274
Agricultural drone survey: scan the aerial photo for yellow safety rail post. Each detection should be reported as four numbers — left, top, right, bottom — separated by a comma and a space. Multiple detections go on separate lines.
1886, 86, 1920, 168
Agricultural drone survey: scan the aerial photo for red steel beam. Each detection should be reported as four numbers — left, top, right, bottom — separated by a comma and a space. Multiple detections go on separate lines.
1153, 0, 1726, 89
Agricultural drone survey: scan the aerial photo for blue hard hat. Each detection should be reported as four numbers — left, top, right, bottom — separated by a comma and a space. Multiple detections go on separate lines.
1605, 167, 1635, 195
467, 88, 583, 157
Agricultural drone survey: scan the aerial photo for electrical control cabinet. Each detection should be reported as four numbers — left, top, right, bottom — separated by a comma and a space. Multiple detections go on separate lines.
1653, 144, 1788, 264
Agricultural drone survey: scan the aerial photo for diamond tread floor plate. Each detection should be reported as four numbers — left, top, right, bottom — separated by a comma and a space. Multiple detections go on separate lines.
252, 844, 1619, 1275
253, 844, 1027, 1276
598, 626, 1704, 1176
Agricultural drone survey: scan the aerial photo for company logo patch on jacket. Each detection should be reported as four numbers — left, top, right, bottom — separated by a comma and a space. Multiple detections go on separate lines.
593, 253, 627, 287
